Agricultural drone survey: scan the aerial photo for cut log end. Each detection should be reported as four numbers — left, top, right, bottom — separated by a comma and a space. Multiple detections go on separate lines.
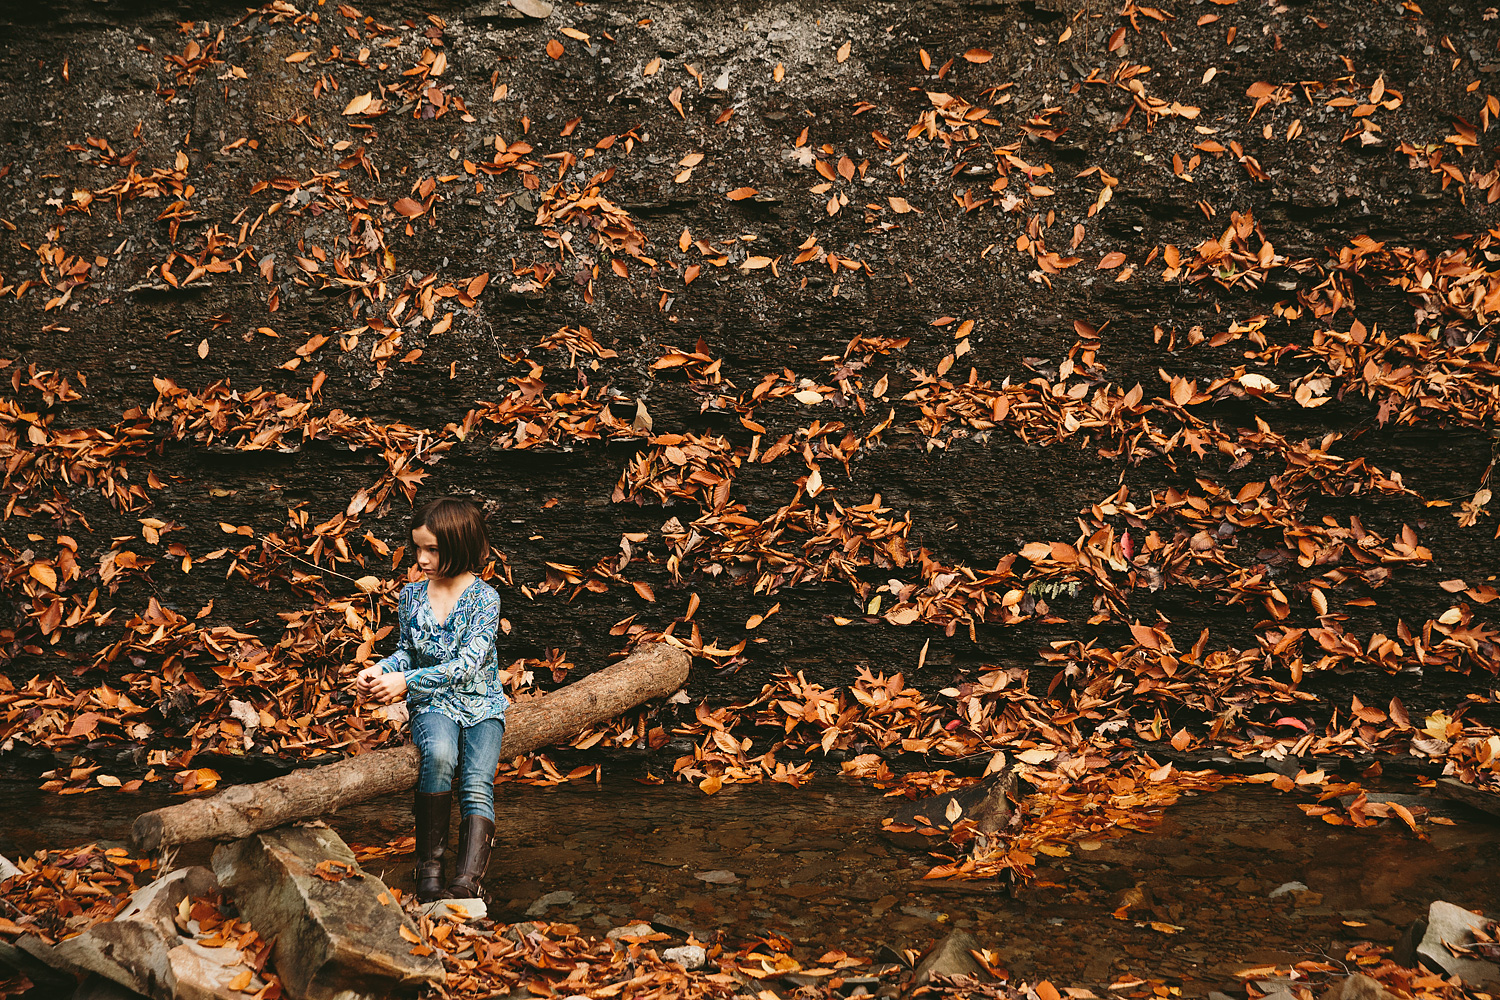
132, 643, 689, 850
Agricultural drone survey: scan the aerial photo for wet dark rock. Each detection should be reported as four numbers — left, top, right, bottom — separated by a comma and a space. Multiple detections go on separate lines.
1392, 917, 1427, 968
71, 975, 149, 1000
1433, 778, 1500, 820
651, 913, 702, 938
911, 929, 989, 986
526, 889, 576, 916
1334, 792, 1467, 820
880, 767, 1016, 851
782, 972, 825, 987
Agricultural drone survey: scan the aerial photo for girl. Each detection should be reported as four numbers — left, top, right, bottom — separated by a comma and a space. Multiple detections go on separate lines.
357, 496, 508, 902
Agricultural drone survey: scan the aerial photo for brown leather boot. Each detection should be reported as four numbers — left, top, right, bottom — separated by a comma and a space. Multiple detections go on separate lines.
413, 791, 452, 903
444, 813, 495, 899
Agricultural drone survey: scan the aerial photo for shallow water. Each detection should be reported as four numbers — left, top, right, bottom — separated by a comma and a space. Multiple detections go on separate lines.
5, 778, 1497, 995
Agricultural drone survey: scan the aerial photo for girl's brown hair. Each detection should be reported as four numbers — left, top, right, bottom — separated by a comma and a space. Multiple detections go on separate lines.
409, 496, 490, 577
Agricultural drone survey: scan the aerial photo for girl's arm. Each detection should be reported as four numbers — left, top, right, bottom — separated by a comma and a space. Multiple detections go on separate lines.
400, 589, 500, 698
376, 587, 415, 674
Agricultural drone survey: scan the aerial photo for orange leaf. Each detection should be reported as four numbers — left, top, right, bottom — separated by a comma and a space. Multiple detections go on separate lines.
546, 39, 564, 59
727, 187, 757, 200
963, 48, 993, 63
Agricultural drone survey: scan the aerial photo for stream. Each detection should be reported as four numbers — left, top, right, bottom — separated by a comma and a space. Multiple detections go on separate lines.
5, 779, 1498, 995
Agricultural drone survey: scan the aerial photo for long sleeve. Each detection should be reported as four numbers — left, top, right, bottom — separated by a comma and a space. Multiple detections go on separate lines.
400, 588, 500, 700
376, 587, 414, 674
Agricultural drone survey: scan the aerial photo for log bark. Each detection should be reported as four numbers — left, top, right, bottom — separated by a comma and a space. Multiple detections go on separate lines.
132, 643, 690, 851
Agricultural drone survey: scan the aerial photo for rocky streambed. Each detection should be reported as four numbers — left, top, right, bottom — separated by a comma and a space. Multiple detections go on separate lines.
3, 778, 1498, 997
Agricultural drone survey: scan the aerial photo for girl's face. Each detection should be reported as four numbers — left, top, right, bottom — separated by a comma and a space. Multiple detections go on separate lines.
412, 524, 443, 578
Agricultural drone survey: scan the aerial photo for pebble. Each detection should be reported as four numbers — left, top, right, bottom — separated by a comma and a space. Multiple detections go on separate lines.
663, 944, 708, 970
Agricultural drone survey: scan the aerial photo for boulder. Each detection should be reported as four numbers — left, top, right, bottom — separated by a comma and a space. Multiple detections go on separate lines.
46, 866, 220, 1000
212, 825, 443, 1000
1417, 901, 1500, 988
911, 929, 989, 986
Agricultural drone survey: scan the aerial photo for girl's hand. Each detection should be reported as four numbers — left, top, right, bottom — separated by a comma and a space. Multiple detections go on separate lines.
355, 664, 384, 698
367, 672, 408, 704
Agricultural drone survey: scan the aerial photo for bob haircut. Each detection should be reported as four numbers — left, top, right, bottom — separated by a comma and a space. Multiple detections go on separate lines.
409, 497, 490, 577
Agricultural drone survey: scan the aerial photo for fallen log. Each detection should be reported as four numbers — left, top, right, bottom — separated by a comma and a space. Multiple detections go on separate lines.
133, 642, 690, 851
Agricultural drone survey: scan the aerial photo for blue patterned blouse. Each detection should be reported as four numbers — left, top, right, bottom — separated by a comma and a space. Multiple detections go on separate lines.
375, 578, 509, 727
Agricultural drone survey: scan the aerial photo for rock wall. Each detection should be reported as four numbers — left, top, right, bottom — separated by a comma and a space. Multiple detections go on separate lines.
1, 0, 1497, 779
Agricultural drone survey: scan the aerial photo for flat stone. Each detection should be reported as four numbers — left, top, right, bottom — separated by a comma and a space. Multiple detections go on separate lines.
835, 975, 883, 996
912, 929, 989, 986
605, 922, 658, 950
212, 825, 443, 1000
48, 866, 220, 1000
526, 889, 576, 916
1324, 973, 1402, 1000
418, 897, 486, 922
509, 0, 554, 16
1417, 901, 1500, 987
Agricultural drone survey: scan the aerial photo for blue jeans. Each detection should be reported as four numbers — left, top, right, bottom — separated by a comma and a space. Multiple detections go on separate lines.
411, 712, 505, 821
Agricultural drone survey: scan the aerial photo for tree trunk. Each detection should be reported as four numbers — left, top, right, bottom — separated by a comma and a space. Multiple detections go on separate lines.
132, 643, 690, 851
